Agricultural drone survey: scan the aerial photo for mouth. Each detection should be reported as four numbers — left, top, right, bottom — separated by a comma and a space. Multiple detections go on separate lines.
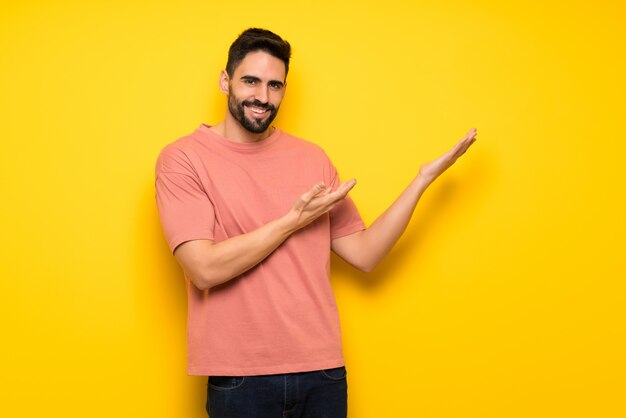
245, 104, 272, 118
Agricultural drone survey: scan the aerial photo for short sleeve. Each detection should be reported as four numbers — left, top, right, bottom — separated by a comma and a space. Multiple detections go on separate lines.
324, 154, 366, 240
155, 145, 215, 253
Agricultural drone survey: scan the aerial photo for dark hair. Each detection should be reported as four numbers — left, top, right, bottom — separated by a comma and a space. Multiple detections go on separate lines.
226, 28, 291, 78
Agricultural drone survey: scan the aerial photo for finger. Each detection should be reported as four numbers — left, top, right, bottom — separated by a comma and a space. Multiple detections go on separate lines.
437, 141, 471, 167
454, 137, 477, 159
307, 179, 356, 209
453, 141, 473, 159
462, 128, 476, 142
453, 131, 478, 154
301, 182, 327, 203
337, 179, 356, 194
329, 179, 357, 200
321, 184, 333, 194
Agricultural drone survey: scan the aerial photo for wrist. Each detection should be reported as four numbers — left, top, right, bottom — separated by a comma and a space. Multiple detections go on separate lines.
277, 210, 299, 236
415, 172, 435, 189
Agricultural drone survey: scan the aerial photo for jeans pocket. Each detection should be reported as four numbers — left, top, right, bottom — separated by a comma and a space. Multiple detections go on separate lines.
208, 375, 246, 391
320, 366, 347, 380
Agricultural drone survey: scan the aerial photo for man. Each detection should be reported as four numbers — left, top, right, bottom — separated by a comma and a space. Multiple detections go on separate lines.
155, 28, 477, 417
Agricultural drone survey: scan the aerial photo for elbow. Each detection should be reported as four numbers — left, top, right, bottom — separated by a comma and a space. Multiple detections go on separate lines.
355, 252, 385, 273
186, 258, 240, 290
187, 273, 211, 291
360, 264, 376, 273
359, 265, 376, 273
340, 250, 378, 273
174, 240, 226, 291
354, 260, 377, 273
186, 268, 222, 291
192, 277, 213, 291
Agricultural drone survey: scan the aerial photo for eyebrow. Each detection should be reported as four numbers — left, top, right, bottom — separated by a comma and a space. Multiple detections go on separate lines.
240, 75, 284, 88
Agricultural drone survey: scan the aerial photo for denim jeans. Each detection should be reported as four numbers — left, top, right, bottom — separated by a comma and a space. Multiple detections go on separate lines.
206, 366, 348, 417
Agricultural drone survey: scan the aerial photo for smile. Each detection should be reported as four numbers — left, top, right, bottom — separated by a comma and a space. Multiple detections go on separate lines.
247, 105, 270, 115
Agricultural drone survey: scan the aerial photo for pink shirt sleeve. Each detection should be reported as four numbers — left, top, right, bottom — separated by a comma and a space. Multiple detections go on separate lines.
155, 145, 216, 253
324, 154, 366, 240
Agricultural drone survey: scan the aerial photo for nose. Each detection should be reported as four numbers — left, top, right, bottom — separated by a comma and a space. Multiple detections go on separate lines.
255, 85, 269, 104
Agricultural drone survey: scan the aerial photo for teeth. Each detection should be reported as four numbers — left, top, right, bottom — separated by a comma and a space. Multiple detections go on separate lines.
249, 107, 267, 114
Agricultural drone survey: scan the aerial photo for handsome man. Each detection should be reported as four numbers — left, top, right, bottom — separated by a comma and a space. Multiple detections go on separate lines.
155, 28, 476, 417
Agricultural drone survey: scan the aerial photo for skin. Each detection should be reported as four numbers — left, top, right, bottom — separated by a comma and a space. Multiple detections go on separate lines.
211, 50, 286, 143
173, 50, 477, 290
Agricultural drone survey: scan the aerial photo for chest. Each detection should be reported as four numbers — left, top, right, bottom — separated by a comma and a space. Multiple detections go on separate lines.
195, 148, 327, 232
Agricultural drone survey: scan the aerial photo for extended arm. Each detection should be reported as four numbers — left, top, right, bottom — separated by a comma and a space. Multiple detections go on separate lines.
175, 180, 356, 290
331, 128, 477, 272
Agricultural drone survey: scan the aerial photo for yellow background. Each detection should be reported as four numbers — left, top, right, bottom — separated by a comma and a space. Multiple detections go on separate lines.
1, 0, 624, 417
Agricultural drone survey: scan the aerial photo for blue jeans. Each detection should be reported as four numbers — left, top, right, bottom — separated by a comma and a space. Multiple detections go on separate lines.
206, 366, 348, 417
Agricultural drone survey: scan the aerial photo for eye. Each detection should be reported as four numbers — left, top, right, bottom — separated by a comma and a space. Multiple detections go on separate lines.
269, 81, 283, 90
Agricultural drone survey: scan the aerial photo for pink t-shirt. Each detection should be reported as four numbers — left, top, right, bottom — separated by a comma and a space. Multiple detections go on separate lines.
155, 124, 366, 376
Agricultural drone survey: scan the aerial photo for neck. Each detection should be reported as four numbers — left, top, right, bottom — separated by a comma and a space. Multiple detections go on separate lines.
215, 113, 274, 144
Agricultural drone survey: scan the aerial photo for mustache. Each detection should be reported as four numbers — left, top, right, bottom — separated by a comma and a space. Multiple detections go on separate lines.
243, 99, 275, 111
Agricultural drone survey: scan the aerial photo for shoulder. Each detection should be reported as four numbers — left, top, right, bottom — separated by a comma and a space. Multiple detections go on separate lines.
156, 131, 200, 175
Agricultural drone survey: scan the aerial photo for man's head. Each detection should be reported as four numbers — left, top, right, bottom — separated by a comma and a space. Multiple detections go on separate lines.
220, 29, 291, 134
226, 28, 291, 79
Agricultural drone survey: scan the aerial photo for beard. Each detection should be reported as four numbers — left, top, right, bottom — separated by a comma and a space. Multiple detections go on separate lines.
227, 89, 279, 134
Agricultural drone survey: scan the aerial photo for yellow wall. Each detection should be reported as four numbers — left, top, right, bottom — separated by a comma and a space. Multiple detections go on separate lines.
1, 1, 624, 417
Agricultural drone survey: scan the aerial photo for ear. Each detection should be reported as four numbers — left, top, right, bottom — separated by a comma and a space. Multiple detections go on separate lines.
219, 70, 229, 95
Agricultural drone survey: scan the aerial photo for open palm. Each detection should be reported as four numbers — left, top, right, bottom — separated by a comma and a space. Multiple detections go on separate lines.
419, 128, 477, 183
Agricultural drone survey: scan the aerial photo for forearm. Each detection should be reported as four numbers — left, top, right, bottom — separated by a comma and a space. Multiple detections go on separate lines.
333, 129, 477, 272
179, 212, 301, 290
353, 174, 432, 271
364, 175, 432, 265
177, 180, 356, 290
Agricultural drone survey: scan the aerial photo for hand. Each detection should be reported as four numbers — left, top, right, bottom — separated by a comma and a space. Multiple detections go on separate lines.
287, 180, 357, 230
418, 128, 477, 184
